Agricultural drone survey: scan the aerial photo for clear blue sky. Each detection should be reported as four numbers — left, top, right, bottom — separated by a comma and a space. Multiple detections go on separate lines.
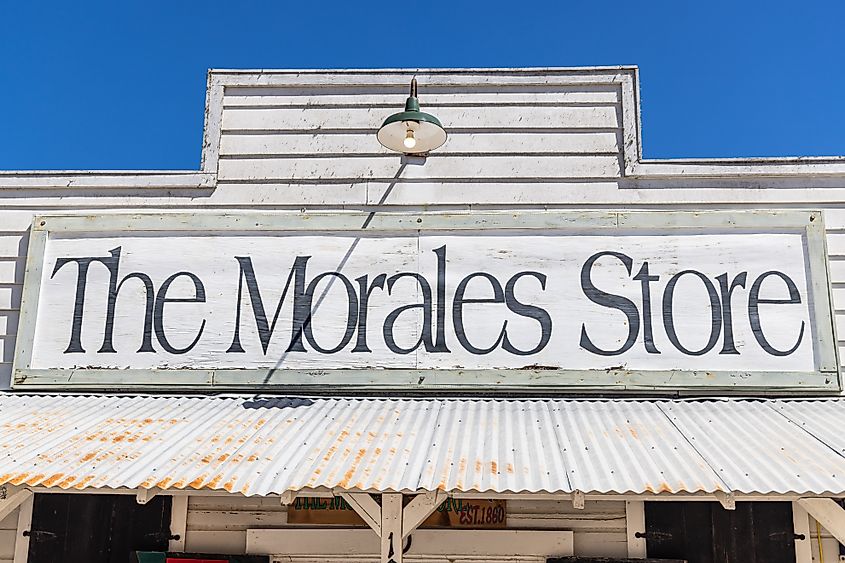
1, 1, 842, 170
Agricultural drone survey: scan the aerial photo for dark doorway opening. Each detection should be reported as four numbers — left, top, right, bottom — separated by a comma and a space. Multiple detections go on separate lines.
26, 493, 172, 563
644, 501, 796, 563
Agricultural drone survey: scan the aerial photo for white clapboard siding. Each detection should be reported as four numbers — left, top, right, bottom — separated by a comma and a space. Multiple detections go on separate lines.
218, 84, 622, 184
0, 312, 19, 336
0, 235, 26, 259
0, 365, 11, 389
7, 186, 845, 211
184, 497, 626, 558
836, 316, 845, 342
218, 156, 622, 181
221, 106, 620, 132
832, 287, 845, 310
354, 183, 845, 206
0, 260, 26, 285
1, 335, 15, 363
819, 209, 845, 230
0, 287, 22, 311
828, 261, 845, 283
220, 132, 622, 156
222, 85, 622, 107
823, 234, 845, 257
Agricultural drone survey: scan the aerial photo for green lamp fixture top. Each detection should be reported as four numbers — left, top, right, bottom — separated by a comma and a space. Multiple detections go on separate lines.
377, 78, 447, 155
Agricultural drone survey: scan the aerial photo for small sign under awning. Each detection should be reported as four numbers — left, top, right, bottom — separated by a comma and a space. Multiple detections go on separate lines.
287, 496, 507, 528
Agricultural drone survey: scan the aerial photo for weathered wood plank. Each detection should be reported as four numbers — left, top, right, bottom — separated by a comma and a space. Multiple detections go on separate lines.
223, 93, 620, 111
184, 529, 246, 553
632, 160, 845, 178
0, 530, 14, 560
246, 528, 574, 556
0, 172, 214, 189
823, 234, 845, 257
0, 312, 19, 336
7, 185, 845, 209
507, 499, 625, 516
0, 336, 15, 363
219, 131, 621, 156
835, 314, 845, 337
189, 495, 288, 512
0, 236, 27, 259
819, 208, 845, 230
0, 260, 26, 285
831, 287, 845, 311
571, 533, 629, 558
12, 495, 32, 563
828, 260, 845, 282
218, 156, 622, 181
222, 106, 620, 131
188, 509, 288, 531
222, 86, 621, 106
361, 183, 845, 206
213, 69, 632, 88
0, 287, 21, 310
0, 511, 16, 531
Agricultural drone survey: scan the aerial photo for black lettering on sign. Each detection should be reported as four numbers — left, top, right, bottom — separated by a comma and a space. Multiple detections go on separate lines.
453, 272, 507, 355
748, 271, 805, 356
662, 270, 722, 356
99, 247, 157, 354
351, 274, 386, 353
154, 272, 206, 354
47, 241, 809, 362
302, 271, 359, 354
431, 245, 451, 353
383, 272, 435, 354
716, 272, 747, 355
502, 271, 552, 355
579, 251, 640, 356
227, 256, 307, 354
633, 261, 660, 354
51, 249, 119, 354
54, 247, 209, 356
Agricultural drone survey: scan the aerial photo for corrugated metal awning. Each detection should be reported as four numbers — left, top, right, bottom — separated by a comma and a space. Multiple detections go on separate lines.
0, 395, 844, 497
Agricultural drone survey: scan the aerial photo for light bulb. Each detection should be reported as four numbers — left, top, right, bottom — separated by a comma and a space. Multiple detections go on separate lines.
403, 129, 417, 150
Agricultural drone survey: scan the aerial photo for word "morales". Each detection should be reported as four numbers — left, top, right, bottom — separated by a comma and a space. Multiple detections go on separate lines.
50, 246, 805, 358
51, 246, 550, 357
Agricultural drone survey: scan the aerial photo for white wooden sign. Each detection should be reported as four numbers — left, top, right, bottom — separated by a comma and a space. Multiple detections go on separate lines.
12, 211, 839, 391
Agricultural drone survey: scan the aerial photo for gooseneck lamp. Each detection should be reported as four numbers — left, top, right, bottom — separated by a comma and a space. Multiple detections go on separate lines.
377, 78, 447, 155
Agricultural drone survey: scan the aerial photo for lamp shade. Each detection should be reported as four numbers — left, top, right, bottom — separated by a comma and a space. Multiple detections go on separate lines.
377, 79, 447, 154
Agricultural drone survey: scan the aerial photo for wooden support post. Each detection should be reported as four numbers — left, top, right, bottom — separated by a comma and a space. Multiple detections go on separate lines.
797, 498, 845, 546
341, 490, 446, 554
0, 489, 32, 522
13, 493, 33, 563
341, 492, 382, 537
792, 501, 812, 563
381, 493, 403, 563
169, 495, 188, 552
626, 500, 647, 558
402, 490, 446, 540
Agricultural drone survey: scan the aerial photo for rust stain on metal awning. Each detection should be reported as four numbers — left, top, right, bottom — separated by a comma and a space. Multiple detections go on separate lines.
0, 395, 844, 496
